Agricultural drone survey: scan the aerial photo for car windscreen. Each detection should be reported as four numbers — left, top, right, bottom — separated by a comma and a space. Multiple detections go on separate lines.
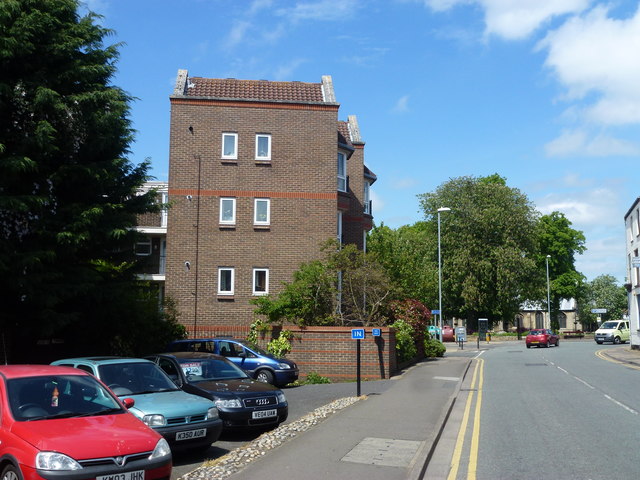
8, 374, 124, 421
98, 362, 178, 394
600, 322, 619, 329
177, 358, 249, 382
528, 330, 544, 335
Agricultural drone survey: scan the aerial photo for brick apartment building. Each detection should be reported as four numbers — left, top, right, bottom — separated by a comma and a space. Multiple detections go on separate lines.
164, 70, 376, 334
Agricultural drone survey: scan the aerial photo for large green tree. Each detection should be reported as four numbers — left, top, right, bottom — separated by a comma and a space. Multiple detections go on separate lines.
0, 0, 162, 360
538, 212, 586, 329
580, 274, 628, 330
418, 174, 541, 328
367, 222, 437, 308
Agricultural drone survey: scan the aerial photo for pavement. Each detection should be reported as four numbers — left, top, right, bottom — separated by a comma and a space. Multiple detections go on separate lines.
213, 341, 640, 480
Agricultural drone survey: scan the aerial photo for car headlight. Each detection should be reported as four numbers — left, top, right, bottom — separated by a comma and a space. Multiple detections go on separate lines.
277, 363, 291, 369
207, 407, 219, 419
142, 414, 166, 427
150, 438, 171, 459
215, 398, 242, 409
36, 452, 82, 471
277, 392, 286, 404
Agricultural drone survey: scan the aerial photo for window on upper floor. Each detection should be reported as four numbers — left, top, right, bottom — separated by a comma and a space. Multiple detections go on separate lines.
222, 133, 238, 159
135, 237, 152, 256
253, 268, 269, 295
338, 152, 347, 192
218, 267, 235, 295
160, 191, 168, 228
254, 198, 270, 225
636, 209, 640, 237
337, 211, 343, 244
220, 197, 236, 225
364, 181, 371, 214
256, 134, 271, 161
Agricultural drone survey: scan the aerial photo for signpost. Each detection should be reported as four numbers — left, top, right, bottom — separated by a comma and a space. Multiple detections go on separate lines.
351, 329, 365, 396
591, 308, 607, 324
456, 326, 467, 349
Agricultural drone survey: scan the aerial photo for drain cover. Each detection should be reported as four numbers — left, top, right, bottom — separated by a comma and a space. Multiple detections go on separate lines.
341, 437, 423, 467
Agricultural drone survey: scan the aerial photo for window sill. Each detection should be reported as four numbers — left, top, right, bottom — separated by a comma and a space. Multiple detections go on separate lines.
221, 159, 238, 165
253, 225, 270, 231
217, 295, 235, 301
255, 160, 272, 166
219, 224, 236, 230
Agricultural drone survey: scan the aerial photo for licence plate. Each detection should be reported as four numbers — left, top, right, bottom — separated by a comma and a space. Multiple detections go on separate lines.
97, 471, 144, 480
530, 341, 539, 344
252, 409, 277, 419
176, 428, 206, 441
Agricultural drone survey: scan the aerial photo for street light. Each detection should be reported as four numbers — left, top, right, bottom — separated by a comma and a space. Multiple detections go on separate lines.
437, 207, 451, 341
546, 255, 551, 329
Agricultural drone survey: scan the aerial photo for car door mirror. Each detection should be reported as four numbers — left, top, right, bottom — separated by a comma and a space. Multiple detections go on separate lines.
122, 397, 135, 409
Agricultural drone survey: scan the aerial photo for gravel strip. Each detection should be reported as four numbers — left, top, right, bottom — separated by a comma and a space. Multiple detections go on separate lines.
181, 396, 361, 479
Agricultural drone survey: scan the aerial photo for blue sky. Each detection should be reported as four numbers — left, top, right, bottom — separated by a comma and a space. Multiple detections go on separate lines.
85, 0, 640, 283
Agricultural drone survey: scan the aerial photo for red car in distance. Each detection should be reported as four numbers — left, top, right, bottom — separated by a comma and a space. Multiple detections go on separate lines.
0, 364, 172, 480
526, 329, 560, 348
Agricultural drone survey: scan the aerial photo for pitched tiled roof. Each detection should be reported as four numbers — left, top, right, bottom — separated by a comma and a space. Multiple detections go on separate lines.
184, 77, 325, 103
337, 121, 353, 148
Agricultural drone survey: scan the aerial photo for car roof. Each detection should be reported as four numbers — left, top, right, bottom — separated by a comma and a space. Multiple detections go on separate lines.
0, 364, 87, 379
52, 356, 154, 366
171, 337, 242, 343
156, 352, 228, 361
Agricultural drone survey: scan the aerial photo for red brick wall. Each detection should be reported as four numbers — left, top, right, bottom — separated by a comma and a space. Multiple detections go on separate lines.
190, 325, 398, 381
167, 99, 341, 329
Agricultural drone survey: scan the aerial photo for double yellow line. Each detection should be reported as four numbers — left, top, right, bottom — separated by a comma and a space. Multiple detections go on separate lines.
448, 358, 484, 480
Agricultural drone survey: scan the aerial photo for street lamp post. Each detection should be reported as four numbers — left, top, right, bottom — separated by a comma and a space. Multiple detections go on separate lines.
437, 207, 451, 341
546, 255, 551, 329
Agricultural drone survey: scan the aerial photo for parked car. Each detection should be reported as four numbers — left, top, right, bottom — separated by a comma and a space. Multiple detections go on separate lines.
166, 338, 299, 387
147, 352, 288, 430
594, 320, 630, 344
51, 357, 223, 451
525, 329, 560, 348
0, 364, 172, 480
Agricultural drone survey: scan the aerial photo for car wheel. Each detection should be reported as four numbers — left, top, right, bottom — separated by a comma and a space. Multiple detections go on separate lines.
546, 341, 550, 348
526, 344, 531, 349
596, 341, 603, 344
556, 339, 559, 347
1, 464, 23, 480
256, 369, 275, 385
614, 336, 621, 344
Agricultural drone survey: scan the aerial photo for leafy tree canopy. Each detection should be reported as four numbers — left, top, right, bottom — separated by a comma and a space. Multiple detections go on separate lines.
417, 174, 541, 327
581, 274, 627, 328
0, 0, 162, 359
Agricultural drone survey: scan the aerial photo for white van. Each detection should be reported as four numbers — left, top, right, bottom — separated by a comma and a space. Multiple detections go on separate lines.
594, 320, 630, 344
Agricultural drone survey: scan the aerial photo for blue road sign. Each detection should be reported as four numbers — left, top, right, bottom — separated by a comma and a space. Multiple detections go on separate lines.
351, 328, 365, 340
372, 328, 381, 337
432, 309, 440, 314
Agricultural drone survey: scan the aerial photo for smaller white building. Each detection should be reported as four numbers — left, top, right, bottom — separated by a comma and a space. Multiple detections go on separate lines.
624, 197, 640, 350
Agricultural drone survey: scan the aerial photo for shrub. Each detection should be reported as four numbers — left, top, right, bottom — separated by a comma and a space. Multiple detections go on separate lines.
392, 319, 417, 362
424, 336, 446, 357
304, 371, 331, 384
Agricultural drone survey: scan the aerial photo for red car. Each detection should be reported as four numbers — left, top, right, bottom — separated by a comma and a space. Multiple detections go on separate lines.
526, 329, 560, 348
0, 365, 172, 480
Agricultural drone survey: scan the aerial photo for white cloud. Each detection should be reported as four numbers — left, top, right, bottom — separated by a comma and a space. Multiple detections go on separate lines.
249, 0, 274, 15
278, 0, 360, 22
536, 186, 620, 229
392, 95, 410, 113
391, 177, 419, 189
370, 189, 385, 212
422, 0, 590, 39
224, 21, 252, 48
273, 59, 307, 81
545, 129, 640, 157
539, 5, 640, 125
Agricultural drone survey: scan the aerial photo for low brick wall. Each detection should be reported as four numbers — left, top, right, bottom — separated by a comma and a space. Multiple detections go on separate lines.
189, 325, 397, 382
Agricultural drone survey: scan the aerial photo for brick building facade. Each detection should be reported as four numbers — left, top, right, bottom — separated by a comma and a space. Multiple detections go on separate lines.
165, 70, 375, 334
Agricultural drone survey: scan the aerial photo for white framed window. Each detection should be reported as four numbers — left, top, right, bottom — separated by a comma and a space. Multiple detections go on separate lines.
364, 181, 371, 214
221, 133, 238, 159
160, 191, 168, 227
337, 211, 343, 244
254, 198, 270, 225
255, 134, 271, 160
220, 197, 236, 224
135, 237, 152, 256
218, 267, 235, 295
338, 152, 347, 192
253, 268, 269, 295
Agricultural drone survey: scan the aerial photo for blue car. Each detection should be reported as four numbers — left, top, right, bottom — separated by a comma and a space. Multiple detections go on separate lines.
51, 356, 223, 451
166, 338, 299, 387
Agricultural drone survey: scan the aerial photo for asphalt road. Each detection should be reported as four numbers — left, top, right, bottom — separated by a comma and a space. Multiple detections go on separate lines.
171, 376, 396, 479
433, 340, 640, 479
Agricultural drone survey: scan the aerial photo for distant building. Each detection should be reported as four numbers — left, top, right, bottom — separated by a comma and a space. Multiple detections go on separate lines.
624, 198, 640, 350
163, 70, 375, 333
